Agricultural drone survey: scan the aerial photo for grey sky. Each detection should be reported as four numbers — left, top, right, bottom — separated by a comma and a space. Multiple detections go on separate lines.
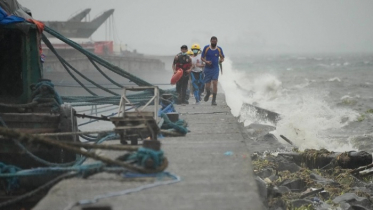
18, 0, 373, 55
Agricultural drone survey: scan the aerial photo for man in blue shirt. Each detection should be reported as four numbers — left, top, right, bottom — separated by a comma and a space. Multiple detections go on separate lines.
201, 36, 225, 105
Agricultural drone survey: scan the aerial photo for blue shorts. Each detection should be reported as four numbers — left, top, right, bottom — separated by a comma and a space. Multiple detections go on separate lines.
203, 68, 219, 83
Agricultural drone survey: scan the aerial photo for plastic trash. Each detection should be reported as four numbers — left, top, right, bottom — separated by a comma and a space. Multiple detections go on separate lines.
224, 151, 233, 156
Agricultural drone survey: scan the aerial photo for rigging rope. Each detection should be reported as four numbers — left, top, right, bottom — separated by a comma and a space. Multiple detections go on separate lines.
44, 26, 155, 88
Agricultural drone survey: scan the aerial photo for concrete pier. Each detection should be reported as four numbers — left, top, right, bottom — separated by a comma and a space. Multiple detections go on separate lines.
33, 94, 264, 210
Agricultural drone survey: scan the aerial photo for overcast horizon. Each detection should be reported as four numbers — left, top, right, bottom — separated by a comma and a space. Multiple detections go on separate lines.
18, 0, 373, 56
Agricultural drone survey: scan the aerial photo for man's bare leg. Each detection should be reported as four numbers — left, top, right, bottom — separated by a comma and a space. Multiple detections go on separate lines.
212, 80, 218, 93
211, 80, 218, 105
204, 82, 211, 102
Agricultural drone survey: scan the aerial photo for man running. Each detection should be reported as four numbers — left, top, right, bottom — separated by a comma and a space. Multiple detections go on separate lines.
201, 36, 225, 105
190, 43, 205, 104
172, 45, 192, 104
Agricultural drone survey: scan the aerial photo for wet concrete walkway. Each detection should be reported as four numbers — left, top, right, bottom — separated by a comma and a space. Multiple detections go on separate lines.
34, 94, 264, 210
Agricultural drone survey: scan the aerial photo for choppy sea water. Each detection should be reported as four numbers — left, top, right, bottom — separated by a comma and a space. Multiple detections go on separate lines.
71, 53, 373, 152
220, 54, 373, 152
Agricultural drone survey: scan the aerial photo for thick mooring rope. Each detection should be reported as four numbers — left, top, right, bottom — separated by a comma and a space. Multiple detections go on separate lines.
0, 127, 168, 174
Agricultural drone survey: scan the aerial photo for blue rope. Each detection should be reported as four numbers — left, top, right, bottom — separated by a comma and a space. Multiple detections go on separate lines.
45, 26, 156, 88
125, 148, 164, 168
0, 116, 82, 167
0, 162, 103, 178
0, 117, 115, 167
79, 134, 98, 141
73, 134, 116, 166
79, 133, 118, 142
158, 102, 176, 117
61, 93, 153, 107
64, 172, 181, 210
32, 80, 63, 105
13, 139, 82, 167
157, 99, 188, 134
32, 80, 63, 111
0, 162, 21, 191
0, 134, 117, 181
160, 113, 188, 134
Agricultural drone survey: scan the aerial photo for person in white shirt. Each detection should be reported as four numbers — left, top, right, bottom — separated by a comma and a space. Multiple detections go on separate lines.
190, 44, 205, 104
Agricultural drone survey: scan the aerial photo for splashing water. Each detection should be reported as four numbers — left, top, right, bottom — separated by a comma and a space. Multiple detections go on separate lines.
220, 57, 359, 151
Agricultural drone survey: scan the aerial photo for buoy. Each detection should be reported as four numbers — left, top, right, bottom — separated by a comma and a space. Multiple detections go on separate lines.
171, 69, 183, 85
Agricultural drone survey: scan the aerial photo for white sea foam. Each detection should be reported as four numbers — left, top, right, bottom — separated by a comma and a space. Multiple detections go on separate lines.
220, 58, 359, 151
328, 77, 341, 82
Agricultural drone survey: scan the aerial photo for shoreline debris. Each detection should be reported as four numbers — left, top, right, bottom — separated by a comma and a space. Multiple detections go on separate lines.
252, 149, 373, 210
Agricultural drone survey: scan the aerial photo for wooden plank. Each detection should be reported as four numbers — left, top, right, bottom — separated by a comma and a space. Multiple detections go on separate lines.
37, 129, 114, 136
114, 124, 148, 130
124, 111, 154, 118
110, 118, 153, 122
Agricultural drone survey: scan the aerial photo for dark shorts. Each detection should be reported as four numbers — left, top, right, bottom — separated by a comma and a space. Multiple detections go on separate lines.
203, 68, 219, 83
